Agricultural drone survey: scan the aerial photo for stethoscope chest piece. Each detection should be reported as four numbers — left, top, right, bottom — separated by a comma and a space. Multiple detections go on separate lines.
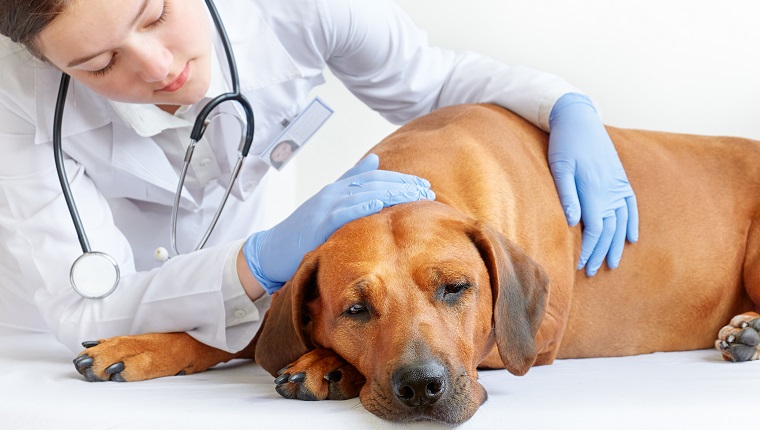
70, 252, 120, 299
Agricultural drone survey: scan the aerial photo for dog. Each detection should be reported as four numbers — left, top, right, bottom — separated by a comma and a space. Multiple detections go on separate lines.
73, 104, 760, 425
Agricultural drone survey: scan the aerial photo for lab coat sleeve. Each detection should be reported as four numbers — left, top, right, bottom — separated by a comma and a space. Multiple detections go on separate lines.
0, 97, 264, 354
314, 0, 581, 131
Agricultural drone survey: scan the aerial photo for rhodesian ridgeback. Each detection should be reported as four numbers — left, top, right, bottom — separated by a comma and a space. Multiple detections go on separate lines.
74, 104, 760, 425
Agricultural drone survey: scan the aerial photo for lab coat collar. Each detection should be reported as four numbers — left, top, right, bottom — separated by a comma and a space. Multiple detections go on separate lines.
107, 42, 230, 138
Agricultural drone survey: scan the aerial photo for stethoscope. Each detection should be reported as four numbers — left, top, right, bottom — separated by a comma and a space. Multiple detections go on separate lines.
53, 0, 254, 300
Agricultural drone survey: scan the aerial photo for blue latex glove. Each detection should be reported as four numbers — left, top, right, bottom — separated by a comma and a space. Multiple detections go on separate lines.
548, 93, 639, 276
243, 154, 435, 294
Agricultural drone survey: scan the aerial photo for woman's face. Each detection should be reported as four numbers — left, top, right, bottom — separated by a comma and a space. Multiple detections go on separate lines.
37, 0, 212, 108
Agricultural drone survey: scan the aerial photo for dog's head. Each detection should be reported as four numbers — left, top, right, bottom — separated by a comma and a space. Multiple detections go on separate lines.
255, 200, 548, 424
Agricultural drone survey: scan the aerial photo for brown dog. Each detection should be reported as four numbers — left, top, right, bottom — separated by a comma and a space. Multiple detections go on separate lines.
74, 104, 760, 425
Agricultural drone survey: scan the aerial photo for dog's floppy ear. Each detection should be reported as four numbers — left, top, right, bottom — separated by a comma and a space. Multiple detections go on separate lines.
253, 253, 319, 376
468, 221, 549, 376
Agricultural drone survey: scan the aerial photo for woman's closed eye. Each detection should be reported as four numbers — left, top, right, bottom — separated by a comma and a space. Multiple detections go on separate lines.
89, 55, 117, 77
145, 0, 170, 30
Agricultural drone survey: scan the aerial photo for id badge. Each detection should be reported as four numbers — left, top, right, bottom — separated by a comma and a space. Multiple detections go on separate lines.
260, 98, 333, 170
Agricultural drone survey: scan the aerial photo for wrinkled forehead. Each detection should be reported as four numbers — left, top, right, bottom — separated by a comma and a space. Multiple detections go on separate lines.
315, 201, 482, 288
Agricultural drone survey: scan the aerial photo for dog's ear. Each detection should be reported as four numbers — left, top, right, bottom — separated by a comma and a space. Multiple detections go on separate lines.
468, 221, 549, 376
253, 253, 319, 376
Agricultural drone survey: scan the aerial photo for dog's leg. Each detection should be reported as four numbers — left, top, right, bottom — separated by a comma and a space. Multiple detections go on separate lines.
273, 347, 364, 401
715, 312, 760, 362
73, 332, 246, 382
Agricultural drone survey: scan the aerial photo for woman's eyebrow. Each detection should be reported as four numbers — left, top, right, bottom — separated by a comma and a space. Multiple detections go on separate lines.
66, 0, 151, 68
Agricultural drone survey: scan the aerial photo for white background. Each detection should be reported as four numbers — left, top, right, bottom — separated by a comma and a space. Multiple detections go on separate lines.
281, 0, 760, 203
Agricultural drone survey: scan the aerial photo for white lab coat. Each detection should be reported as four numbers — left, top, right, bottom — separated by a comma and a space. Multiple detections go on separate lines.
0, 0, 579, 353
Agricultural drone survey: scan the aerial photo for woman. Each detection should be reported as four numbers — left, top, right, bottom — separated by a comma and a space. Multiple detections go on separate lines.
0, 0, 637, 354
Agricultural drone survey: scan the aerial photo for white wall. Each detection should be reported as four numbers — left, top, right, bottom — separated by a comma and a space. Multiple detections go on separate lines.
285, 0, 760, 204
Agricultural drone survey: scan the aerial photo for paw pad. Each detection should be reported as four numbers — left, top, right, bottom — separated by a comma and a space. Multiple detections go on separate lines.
716, 317, 760, 362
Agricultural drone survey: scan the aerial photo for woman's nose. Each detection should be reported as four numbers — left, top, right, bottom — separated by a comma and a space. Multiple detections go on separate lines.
132, 43, 173, 82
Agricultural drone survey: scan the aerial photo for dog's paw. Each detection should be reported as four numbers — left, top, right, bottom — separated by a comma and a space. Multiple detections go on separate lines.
73, 333, 201, 382
715, 313, 760, 362
273, 348, 364, 401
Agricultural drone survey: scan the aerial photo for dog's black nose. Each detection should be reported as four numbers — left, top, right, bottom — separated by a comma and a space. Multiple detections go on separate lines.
392, 361, 447, 407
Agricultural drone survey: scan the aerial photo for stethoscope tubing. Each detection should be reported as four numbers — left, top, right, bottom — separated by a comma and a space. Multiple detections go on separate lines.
53, 73, 91, 254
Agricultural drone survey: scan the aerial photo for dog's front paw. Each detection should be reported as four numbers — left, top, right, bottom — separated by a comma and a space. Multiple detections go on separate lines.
715, 313, 760, 362
273, 348, 364, 401
73, 332, 209, 382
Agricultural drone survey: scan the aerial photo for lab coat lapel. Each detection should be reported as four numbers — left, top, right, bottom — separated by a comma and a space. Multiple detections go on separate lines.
32, 65, 111, 145
213, 0, 304, 167
32, 66, 195, 208
109, 121, 197, 209
217, 0, 303, 91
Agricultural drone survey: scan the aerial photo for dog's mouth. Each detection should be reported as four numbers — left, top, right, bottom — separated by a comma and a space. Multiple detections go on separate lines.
360, 367, 486, 425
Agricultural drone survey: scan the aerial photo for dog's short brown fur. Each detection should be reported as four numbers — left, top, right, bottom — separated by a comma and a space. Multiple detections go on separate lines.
74, 105, 760, 424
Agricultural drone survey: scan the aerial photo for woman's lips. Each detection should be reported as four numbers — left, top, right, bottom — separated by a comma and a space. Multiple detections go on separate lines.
157, 63, 190, 92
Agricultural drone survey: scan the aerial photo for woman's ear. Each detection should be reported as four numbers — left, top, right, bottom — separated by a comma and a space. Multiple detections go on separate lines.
253, 253, 319, 376
468, 221, 549, 376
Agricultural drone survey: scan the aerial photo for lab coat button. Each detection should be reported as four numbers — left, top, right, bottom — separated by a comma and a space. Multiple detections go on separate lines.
199, 158, 211, 167
234, 309, 247, 318
243, 181, 256, 192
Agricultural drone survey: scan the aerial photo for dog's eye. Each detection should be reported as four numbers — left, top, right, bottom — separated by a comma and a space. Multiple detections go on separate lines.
437, 281, 470, 303
347, 304, 366, 315
343, 303, 371, 323
444, 283, 468, 295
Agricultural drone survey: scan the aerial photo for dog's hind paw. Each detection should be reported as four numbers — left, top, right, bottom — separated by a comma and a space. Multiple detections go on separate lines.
274, 348, 364, 401
715, 313, 760, 362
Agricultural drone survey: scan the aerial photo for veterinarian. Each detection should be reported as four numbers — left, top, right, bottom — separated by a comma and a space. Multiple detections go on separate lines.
0, 0, 638, 353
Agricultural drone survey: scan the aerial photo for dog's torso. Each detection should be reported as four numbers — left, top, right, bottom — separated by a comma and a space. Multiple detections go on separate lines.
372, 104, 760, 362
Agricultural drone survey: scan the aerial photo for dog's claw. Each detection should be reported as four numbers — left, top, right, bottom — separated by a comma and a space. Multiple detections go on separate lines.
288, 372, 306, 383
81, 341, 100, 348
324, 370, 342, 382
73, 355, 94, 374
274, 373, 290, 385
277, 365, 292, 376
111, 373, 126, 382
105, 362, 125, 375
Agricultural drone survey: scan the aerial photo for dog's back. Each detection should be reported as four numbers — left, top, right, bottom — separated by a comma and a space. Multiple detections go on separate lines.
373, 104, 760, 359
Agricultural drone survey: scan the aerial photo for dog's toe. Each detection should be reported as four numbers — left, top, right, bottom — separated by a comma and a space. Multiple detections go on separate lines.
736, 327, 760, 346
274, 376, 317, 401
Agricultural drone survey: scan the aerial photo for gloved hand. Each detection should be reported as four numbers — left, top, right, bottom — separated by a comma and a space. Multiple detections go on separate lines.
243, 154, 435, 294
548, 93, 639, 276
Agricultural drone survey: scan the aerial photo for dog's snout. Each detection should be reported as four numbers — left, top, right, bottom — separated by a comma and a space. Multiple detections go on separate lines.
392, 361, 447, 407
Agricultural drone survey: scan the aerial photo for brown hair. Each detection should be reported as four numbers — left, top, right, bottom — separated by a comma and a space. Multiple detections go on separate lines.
0, 0, 68, 59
